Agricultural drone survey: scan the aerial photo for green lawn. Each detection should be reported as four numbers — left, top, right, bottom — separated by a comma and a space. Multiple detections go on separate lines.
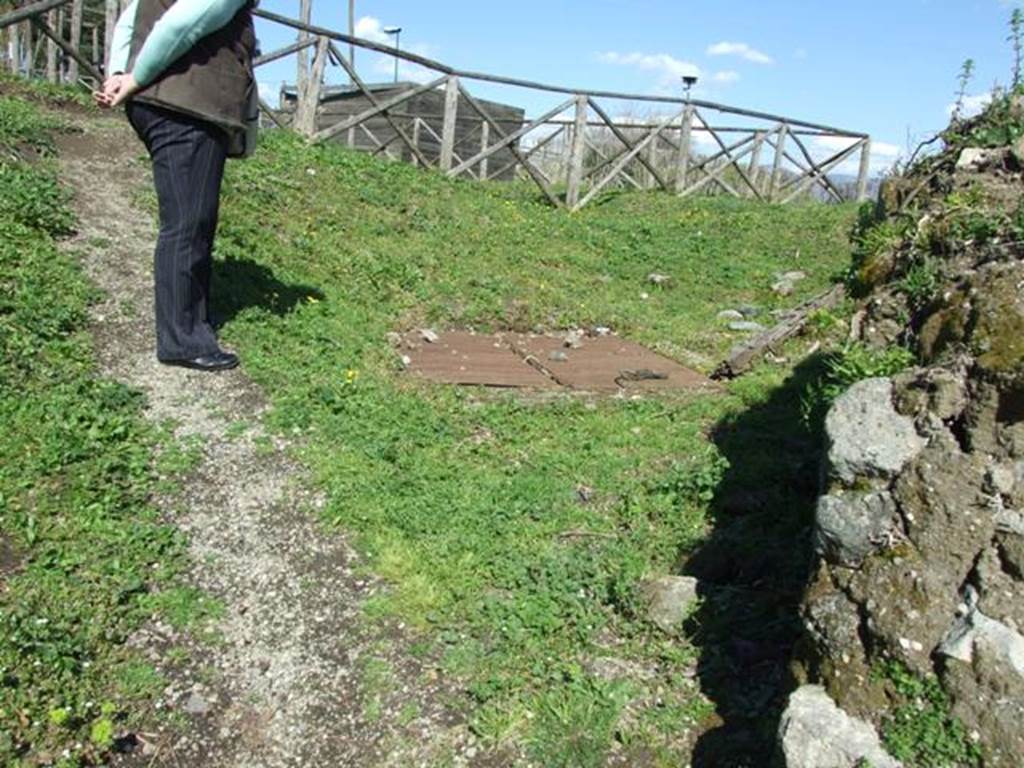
0, 82, 206, 768
212, 130, 858, 764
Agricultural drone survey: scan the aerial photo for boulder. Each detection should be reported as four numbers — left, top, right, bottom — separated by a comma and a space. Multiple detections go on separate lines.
814, 491, 900, 567
825, 378, 927, 485
939, 587, 1024, 767
777, 685, 901, 768
638, 575, 699, 634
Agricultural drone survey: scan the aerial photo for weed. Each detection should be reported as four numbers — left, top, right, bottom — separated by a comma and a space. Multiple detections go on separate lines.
0, 85, 195, 767
800, 343, 916, 428
876, 661, 981, 767
899, 256, 941, 309
205, 125, 855, 762
952, 60, 976, 123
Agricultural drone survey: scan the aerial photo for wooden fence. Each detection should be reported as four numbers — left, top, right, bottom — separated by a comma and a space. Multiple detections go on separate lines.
1, 0, 873, 210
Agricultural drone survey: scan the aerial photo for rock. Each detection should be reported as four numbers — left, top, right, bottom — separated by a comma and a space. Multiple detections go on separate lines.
777, 685, 901, 768
998, 530, 1024, 578
738, 304, 764, 318
385, 331, 403, 347
647, 272, 672, 286
956, 146, 1005, 172
781, 270, 807, 282
639, 575, 699, 634
418, 328, 440, 344
548, 350, 569, 362
399, 354, 412, 368
717, 309, 745, 322
183, 692, 210, 715
728, 320, 765, 333
974, 546, 1024, 630
1012, 133, 1024, 168
592, 326, 612, 336
814, 491, 900, 567
825, 378, 927, 485
563, 329, 584, 349
772, 279, 795, 296
939, 586, 1024, 766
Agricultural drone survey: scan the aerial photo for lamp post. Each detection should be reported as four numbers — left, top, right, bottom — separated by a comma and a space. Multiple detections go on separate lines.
348, 0, 355, 84
681, 75, 698, 101
384, 26, 402, 83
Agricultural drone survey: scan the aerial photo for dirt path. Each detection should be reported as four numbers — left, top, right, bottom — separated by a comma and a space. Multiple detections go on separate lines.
56, 114, 493, 768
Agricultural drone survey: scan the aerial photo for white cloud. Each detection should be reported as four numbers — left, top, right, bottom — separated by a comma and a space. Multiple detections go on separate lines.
712, 70, 740, 83
354, 16, 391, 44
599, 51, 700, 80
706, 41, 774, 65
353, 19, 439, 85
370, 51, 435, 84
945, 92, 992, 118
257, 81, 278, 106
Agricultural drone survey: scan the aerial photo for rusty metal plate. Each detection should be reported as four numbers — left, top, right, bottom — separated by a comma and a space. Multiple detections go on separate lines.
403, 331, 557, 388
511, 334, 713, 392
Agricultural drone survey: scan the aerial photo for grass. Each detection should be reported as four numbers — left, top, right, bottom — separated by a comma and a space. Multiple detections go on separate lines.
0, 77, 204, 767
208, 128, 858, 763
876, 661, 982, 767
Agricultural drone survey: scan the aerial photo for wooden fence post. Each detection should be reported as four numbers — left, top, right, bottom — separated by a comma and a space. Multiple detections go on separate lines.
6, 20, 18, 73
67, 0, 82, 82
479, 121, 490, 180
675, 103, 695, 193
411, 117, 421, 166
748, 130, 765, 197
296, 0, 311, 98
565, 94, 588, 207
769, 123, 789, 202
293, 36, 327, 137
439, 74, 459, 171
103, 0, 116, 68
856, 138, 872, 201
45, 9, 57, 82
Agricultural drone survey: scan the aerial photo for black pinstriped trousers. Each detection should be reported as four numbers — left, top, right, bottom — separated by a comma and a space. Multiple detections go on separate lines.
126, 101, 227, 361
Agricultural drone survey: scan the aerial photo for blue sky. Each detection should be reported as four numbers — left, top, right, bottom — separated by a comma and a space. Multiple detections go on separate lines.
254, 1, 1022, 175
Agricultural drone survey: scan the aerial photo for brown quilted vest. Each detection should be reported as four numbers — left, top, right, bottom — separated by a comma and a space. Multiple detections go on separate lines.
127, 0, 256, 135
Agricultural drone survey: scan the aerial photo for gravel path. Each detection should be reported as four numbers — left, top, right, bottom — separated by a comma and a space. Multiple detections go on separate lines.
55, 114, 497, 768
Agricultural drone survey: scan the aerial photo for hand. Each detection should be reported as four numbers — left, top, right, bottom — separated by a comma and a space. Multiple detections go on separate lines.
94, 73, 141, 109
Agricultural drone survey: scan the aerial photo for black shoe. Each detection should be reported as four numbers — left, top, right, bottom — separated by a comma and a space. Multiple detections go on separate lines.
159, 350, 239, 372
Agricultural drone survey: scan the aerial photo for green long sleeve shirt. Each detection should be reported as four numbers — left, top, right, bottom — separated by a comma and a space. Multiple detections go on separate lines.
108, 0, 249, 87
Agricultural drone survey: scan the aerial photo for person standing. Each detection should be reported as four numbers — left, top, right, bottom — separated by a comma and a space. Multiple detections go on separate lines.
97, 0, 257, 371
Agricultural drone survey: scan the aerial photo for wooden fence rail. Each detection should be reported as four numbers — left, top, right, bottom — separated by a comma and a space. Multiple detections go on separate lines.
0, 1, 873, 210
